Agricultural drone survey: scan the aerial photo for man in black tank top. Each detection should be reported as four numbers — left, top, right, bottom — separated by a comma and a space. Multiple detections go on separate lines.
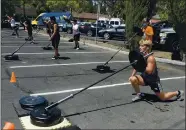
49, 16, 60, 59
129, 39, 184, 102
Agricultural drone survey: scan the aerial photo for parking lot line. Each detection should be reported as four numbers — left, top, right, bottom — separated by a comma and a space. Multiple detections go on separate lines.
30, 76, 185, 96
9, 61, 129, 68
1, 51, 111, 55
1, 45, 88, 48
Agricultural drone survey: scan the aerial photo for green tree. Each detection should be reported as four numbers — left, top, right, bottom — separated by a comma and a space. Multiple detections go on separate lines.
1, 0, 17, 16
124, 0, 153, 50
157, 0, 186, 24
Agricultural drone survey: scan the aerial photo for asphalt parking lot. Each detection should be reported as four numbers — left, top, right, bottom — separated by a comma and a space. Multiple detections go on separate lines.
1, 29, 185, 129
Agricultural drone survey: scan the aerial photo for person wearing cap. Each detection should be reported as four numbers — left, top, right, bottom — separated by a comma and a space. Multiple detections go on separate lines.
129, 39, 184, 102
49, 16, 60, 59
142, 19, 154, 42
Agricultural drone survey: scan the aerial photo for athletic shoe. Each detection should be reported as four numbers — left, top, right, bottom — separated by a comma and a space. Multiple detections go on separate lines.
132, 93, 144, 102
76, 48, 79, 50
52, 56, 59, 60
177, 90, 184, 101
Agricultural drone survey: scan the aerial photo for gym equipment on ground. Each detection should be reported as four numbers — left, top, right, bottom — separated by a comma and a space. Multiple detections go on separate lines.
19, 96, 48, 111
29, 50, 153, 127
42, 41, 53, 50
95, 33, 137, 73
4, 29, 40, 60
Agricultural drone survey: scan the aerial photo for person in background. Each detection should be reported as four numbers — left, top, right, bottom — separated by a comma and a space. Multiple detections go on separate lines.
142, 18, 154, 42
63, 16, 80, 50
24, 18, 33, 42
49, 16, 60, 59
6, 15, 19, 38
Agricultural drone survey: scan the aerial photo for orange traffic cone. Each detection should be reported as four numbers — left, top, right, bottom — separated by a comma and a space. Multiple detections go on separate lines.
10, 72, 16, 83
3, 122, 15, 130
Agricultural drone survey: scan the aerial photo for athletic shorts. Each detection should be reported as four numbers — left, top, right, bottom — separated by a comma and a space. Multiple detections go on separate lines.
52, 36, 60, 49
74, 33, 80, 41
140, 74, 163, 93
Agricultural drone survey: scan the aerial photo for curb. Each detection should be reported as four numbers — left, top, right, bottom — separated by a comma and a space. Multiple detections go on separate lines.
37, 31, 185, 66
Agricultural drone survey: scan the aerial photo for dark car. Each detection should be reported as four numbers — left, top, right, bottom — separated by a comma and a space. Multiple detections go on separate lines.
58, 22, 73, 34
151, 20, 174, 48
79, 23, 109, 37
98, 24, 125, 40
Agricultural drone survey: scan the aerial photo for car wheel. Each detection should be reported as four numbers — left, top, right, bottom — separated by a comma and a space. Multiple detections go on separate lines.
87, 30, 93, 37
171, 50, 184, 61
172, 40, 180, 51
104, 33, 110, 40
59, 27, 63, 32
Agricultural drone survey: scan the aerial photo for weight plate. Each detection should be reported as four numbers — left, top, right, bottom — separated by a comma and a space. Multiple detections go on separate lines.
30, 106, 62, 127
4, 55, 19, 60
129, 50, 147, 72
96, 65, 110, 72
19, 96, 48, 110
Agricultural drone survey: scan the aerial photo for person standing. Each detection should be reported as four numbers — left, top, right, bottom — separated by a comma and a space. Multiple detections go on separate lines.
63, 16, 80, 49
72, 19, 80, 50
49, 16, 60, 59
24, 18, 33, 42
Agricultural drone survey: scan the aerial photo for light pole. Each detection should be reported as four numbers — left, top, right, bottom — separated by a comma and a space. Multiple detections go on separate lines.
95, 1, 100, 44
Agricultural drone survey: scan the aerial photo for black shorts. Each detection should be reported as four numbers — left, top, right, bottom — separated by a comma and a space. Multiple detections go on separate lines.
74, 34, 80, 41
52, 37, 60, 49
140, 74, 163, 93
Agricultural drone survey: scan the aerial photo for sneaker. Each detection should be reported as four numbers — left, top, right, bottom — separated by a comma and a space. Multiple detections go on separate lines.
177, 90, 184, 101
52, 56, 59, 60
76, 48, 79, 50
132, 93, 143, 102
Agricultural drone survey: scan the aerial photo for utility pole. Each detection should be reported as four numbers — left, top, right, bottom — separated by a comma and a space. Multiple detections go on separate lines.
95, 1, 100, 44
23, 0, 26, 18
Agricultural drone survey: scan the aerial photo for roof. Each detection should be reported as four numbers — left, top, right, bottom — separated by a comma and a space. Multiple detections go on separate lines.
72, 12, 109, 20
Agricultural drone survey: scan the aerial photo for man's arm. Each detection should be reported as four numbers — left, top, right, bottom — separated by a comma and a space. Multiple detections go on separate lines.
145, 55, 156, 74
131, 69, 137, 76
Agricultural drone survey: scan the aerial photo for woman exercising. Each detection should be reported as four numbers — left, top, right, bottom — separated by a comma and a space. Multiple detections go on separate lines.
49, 16, 60, 59
129, 39, 184, 102
63, 16, 80, 49
24, 18, 33, 42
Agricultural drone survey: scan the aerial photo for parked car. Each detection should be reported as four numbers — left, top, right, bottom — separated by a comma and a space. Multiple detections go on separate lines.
151, 20, 174, 48
159, 27, 184, 61
98, 24, 125, 40
79, 23, 109, 37
58, 22, 73, 33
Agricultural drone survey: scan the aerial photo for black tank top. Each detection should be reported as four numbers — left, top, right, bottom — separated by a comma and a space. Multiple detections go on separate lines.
51, 23, 60, 38
142, 55, 159, 82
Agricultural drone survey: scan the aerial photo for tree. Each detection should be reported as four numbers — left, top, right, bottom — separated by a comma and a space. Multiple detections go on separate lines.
124, 0, 155, 50
157, 0, 186, 25
1, 0, 17, 16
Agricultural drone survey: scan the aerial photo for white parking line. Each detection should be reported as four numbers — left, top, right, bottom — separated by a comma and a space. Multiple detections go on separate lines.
9, 61, 129, 68
1, 45, 88, 48
2, 51, 110, 56
30, 76, 185, 96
